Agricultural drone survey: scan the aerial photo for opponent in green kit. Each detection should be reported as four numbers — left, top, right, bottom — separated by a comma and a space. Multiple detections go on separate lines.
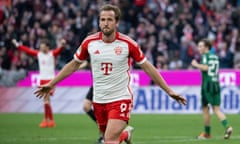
191, 39, 232, 139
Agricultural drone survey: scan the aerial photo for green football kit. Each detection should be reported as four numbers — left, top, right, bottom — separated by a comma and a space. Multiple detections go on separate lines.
200, 52, 220, 106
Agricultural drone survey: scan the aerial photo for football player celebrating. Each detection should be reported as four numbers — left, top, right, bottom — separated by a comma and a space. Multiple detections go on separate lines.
35, 4, 186, 144
13, 38, 66, 128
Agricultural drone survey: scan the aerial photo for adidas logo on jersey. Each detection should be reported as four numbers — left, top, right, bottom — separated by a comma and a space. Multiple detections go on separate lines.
94, 50, 100, 54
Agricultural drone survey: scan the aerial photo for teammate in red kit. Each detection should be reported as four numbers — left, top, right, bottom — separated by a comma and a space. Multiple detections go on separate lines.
34, 4, 186, 144
12, 39, 66, 128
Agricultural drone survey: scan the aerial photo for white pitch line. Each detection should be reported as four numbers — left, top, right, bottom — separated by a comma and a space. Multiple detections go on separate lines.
5, 135, 240, 143
2, 136, 93, 142
133, 135, 240, 143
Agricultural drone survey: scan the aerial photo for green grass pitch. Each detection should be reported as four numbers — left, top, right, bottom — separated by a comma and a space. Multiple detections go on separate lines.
0, 113, 239, 144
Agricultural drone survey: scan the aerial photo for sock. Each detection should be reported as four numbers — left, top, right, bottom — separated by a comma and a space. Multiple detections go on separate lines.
46, 103, 54, 120
87, 109, 96, 122
204, 126, 211, 135
119, 131, 128, 143
221, 119, 229, 128
43, 104, 48, 121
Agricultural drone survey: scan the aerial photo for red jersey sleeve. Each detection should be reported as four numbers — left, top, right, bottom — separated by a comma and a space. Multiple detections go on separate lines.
74, 39, 89, 62
18, 45, 38, 57
74, 32, 101, 62
52, 47, 64, 57
128, 41, 146, 64
118, 33, 146, 64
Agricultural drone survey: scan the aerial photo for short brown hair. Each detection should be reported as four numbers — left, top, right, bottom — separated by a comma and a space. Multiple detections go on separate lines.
99, 4, 121, 22
40, 39, 50, 47
199, 39, 212, 50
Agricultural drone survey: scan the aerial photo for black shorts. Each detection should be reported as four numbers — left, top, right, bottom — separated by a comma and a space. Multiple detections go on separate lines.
86, 86, 93, 101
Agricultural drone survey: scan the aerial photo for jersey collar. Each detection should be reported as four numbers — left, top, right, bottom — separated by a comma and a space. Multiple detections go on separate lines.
100, 31, 119, 43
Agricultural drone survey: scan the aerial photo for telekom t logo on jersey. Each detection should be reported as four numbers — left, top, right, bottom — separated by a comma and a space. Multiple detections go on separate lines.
101, 62, 113, 75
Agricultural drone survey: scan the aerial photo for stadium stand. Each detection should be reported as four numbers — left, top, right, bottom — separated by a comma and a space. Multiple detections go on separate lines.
0, 0, 240, 86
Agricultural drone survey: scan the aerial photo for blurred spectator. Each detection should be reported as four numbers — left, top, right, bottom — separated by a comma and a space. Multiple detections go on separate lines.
169, 51, 183, 70
219, 42, 234, 68
180, 36, 197, 68
0, 0, 239, 77
234, 58, 240, 69
0, 66, 27, 87
154, 52, 168, 70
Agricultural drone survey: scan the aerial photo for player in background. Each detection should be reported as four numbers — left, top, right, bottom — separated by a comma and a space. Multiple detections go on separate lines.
34, 4, 187, 144
12, 39, 66, 128
83, 86, 104, 144
78, 60, 104, 144
191, 39, 233, 139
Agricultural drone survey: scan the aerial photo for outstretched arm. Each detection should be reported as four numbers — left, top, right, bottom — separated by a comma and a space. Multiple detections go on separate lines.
34, 59, 82, 98
12, 39, 38, 56
78, 60, 88, 70
52, 39, 66, 56
140, 60, 187, 105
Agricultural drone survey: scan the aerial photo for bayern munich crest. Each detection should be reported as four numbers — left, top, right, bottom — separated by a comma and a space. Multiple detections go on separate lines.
114, 46, 123, 55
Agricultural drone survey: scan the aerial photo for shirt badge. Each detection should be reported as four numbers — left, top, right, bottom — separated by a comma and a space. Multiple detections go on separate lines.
114, 46, 122, 55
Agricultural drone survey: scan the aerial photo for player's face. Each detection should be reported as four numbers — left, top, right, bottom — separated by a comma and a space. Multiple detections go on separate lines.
197, 41, 206, 54
40, 43, 49, 53
99, 10, 118, 36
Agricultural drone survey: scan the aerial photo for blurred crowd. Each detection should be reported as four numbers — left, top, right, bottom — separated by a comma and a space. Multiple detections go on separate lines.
0, 0, 240, 85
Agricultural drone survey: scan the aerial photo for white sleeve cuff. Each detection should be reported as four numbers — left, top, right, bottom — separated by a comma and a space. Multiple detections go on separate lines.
74, 55, 83, 63
136, 57, 147, 65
